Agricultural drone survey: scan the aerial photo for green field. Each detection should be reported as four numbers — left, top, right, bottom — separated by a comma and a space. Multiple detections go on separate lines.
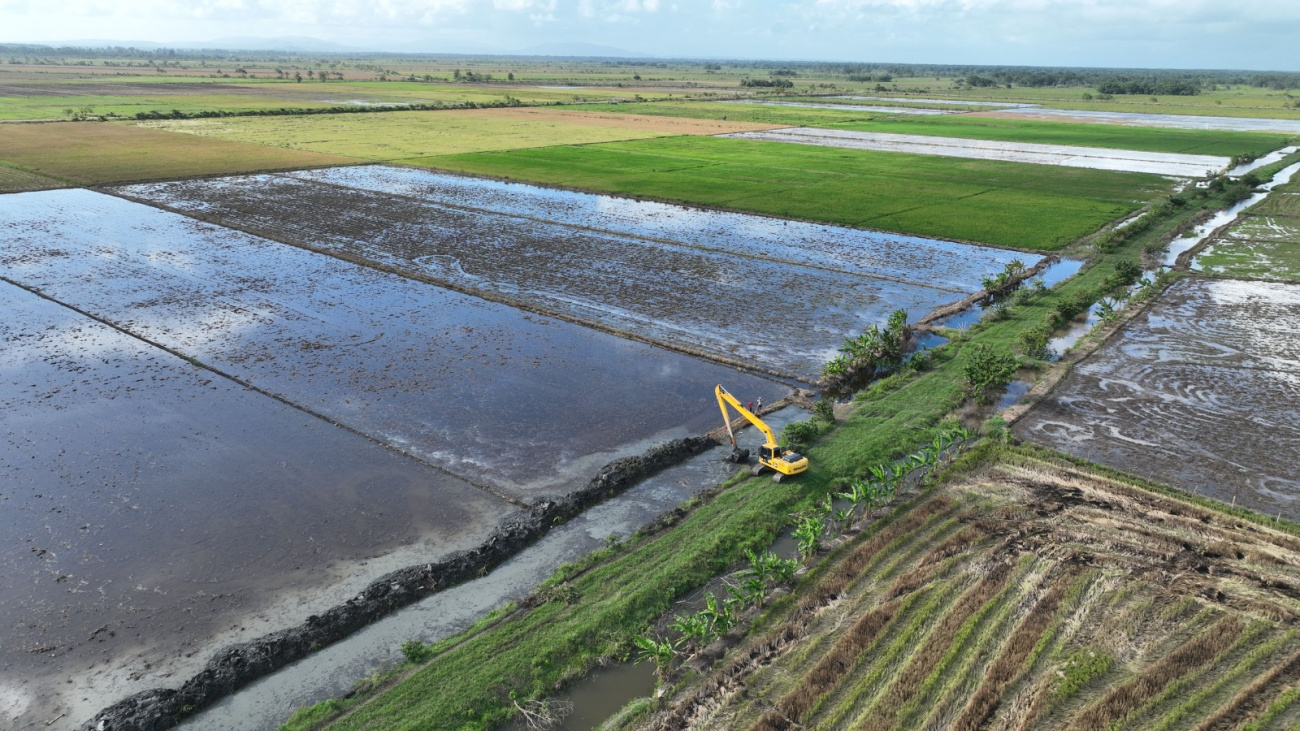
417, 135, 1170, 250
0, 122, 353, 184
134, 107, 769, 160
579, 100, 903, 127
1195, 198, 1300, 280
0, 163, 66, 193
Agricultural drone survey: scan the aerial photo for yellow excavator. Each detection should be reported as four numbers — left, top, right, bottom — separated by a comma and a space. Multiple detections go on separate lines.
715, 385, 809, 482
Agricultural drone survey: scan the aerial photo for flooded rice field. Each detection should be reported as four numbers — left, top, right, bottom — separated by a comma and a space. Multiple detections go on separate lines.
720, 127, 1229, 177
0, 187, 792, 728
114, 165, 1037, 380
0, 280, 518, 728
1015, 278, 1300, 520
716, 99, 956, 116
981, 107, 1300, 134
1195, 207, 1300, 280
1170, 161, 1300, 267
0, 189, 785, 501
181, 408, 808, 731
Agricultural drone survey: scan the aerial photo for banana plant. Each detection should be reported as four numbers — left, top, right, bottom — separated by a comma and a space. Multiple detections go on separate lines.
793, 514, 826, 563
702, 593, 735, 634
670, 612, 713, 652
633, 635, 677, 680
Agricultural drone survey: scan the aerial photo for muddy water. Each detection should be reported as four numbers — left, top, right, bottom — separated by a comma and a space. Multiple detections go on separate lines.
182, 408, 808, 731
0, 281, 517, 729
721, 127, 1228, 177
985, 108, 1300, 135
1014, 278, 1300, 519
116, 168, 1035, 380
0, 190, 786, 502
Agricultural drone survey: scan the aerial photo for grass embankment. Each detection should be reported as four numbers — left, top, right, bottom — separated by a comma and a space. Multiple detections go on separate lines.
640, 445, 1300, 731
284, 166, 1257, 731
0, 122, 353, 184
134, 107, 775, 160
419, 135, 1169, 250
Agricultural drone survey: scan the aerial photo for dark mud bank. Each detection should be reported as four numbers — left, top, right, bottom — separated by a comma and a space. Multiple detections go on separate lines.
80, 435, 720, 731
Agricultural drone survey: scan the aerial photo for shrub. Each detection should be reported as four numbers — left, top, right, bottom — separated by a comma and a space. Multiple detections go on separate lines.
1016, 327, 1053, 360
962, 344, 1019, 404
401, 639, 433, 665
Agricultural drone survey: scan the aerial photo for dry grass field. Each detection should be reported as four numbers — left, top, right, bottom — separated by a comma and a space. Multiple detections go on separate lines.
642, 448, 1300, 731
135, 106, 779, 161
0, 163, 66, 192
0, 122, 354, 184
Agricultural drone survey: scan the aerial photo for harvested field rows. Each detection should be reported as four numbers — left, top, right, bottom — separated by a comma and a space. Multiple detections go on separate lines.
137, 107, 773, 161
1015, 278, 1300, 519
0, 280, 515, 728
640, 451, 1300, 731
0, 122, 353, 184
116, 165, 1037, 379
722, 127, 1231, 176
0, 189, 785, 500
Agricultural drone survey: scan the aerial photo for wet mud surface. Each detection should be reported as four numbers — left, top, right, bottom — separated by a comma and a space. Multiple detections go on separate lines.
980, 107, 1300, 134
721, 127, 1229, 177
0, 189, 785, 502
0, 281, 515, 729
1015, 278, 1300, 519
115, 165, 1035, 380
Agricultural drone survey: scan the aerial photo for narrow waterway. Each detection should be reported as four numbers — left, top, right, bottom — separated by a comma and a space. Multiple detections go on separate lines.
182, 409, 807, 730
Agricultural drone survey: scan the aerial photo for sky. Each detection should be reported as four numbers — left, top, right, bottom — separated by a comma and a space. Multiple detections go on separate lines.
1, 0, 1298, 71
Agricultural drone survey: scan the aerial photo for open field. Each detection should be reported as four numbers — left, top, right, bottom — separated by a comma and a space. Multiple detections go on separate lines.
419, 135, 1171, 250
0, 122, 352, 183
1015, 277, 1300, 520
134, 107, 777, 160
0, 163, 64, 192
0, 281, 516, 729
722, 127, 1231, 176
833, 114, 1292, 157
578, 100, 915, 127
117, 164, 1039, 379
978, 107, 1300, 134
635, 447, 1300, 731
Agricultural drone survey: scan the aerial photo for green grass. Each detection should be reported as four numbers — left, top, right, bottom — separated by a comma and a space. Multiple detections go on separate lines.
418, 135, 1169, 250
577, 100, 902, 127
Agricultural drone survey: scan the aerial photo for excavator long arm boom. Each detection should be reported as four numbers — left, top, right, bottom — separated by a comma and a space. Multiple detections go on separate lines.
715, 385, 779, 449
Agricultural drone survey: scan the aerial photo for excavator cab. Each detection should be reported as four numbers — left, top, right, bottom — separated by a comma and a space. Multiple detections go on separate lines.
716, 385, 809, 483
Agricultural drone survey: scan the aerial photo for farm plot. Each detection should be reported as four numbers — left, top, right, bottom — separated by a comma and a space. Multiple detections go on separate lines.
718, 99, 955, 115
979, 107, 1300, 134
0, 189, 786, 501
637, 449, 1300, 731
117, 166, 1038, 380
0, 281, 515, 730
136, 106, 774, 161
1015, 278, 1300, 520
0, 122, 353, 184
421, 136, 1170, 250
721, 127, 1230, 176
1195, 208, 1300, 281
0, 163, 64, 193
